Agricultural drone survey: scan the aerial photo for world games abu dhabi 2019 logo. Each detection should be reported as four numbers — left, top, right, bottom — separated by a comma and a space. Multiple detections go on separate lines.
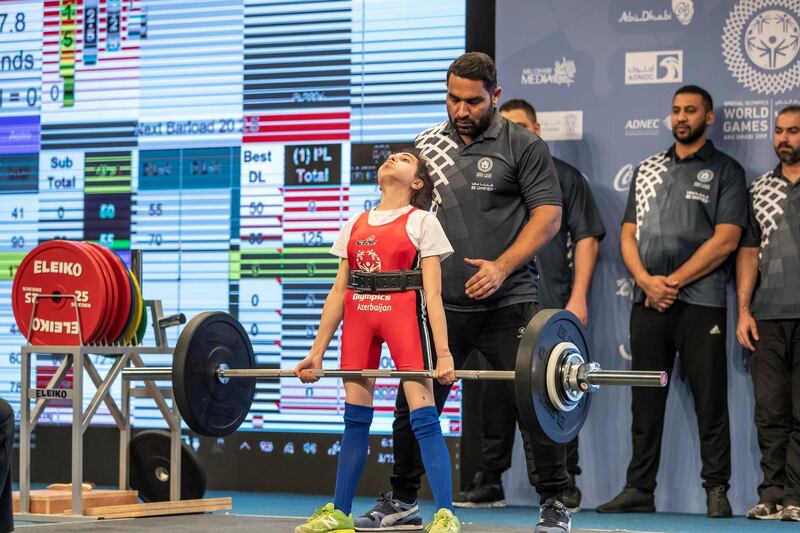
723, 0, 800, 95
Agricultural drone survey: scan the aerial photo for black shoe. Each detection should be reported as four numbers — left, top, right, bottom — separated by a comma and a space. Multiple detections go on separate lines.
534, 498, 571, 533
453, 472, 505, 508
560, 484, 581, 513
706, 486, 732, 518
596, 487, 655, 513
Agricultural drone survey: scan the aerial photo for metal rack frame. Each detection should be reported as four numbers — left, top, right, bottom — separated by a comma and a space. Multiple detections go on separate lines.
16, 251, 186, 518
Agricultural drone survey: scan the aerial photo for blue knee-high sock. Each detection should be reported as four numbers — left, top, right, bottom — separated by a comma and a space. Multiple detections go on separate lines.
333, 403, 374, 515
410, 405, 452, 511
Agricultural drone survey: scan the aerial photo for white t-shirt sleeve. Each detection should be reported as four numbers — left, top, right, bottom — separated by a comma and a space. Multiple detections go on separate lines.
409, 211, 453, 261
329, 213, 361, 259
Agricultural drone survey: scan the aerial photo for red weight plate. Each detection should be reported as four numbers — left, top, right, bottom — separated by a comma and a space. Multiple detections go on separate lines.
94, 245, 132, 343
86, 241, 127, 343
77, 242, 116, 343
11, 240, 109, 345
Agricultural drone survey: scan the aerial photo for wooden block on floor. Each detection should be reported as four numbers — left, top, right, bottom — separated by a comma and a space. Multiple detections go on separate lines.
13, 489, 139, 515
83, 497, 232, 519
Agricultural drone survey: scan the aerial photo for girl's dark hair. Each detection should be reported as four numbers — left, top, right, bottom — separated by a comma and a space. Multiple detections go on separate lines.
403, 148, 434, 210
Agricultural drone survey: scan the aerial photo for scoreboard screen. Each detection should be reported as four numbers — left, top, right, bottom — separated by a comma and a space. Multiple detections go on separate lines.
0, 0, 465, 435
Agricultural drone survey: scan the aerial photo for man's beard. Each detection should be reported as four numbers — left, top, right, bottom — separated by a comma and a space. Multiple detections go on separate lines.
775, 143, 800, 165
672, 120, 706, 145
450, 104, 494, 138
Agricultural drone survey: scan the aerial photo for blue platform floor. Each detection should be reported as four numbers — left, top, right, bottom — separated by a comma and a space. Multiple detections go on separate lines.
211, 490, 798, 532
13, 487, 800, 532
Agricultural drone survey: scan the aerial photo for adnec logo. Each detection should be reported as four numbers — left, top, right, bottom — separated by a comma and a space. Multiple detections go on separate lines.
722, 0, 800, 95
625, 51, 683, 85
624, 115, 673, 136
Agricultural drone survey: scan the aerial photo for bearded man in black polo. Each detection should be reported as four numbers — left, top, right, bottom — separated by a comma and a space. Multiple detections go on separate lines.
737, 105, 800, 522
452, 99, 605, 512
598, 85, 748, 518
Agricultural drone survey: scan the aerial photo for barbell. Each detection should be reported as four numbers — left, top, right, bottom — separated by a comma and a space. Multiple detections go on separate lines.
123, 309, 667, 444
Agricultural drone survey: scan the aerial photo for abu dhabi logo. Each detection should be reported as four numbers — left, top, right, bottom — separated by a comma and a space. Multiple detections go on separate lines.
723, 0, 800, 95
625, 50, 683, 84
613, 163, 634, 191
521, 57, 577, 87
618, 0, 694, 25
673, 0, 695, 25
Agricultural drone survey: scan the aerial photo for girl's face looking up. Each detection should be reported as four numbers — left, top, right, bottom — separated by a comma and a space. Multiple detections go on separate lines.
378, 152, 423, 193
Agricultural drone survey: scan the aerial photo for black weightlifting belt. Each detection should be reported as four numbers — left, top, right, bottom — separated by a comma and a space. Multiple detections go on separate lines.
348, 270, 423, 292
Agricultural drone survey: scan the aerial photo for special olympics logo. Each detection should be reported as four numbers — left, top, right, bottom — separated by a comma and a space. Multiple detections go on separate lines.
356, 250, 381, 272
723, 0, 800, 95
747, 10, 800, 70
697, 169, 715, 183
477, 157, 493, 172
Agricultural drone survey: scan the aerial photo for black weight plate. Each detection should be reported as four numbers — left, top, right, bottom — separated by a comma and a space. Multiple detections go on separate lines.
515, 309, 591, 445
129, 429, 206, 502
173, 312, 256, 437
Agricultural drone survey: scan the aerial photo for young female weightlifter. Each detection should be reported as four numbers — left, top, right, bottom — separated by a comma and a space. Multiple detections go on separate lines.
293, 151, 460, 533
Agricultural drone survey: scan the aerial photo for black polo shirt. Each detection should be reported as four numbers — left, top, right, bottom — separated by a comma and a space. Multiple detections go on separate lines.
623, 140, 748, 308
536, 158, 606, 309
415, 112, 562, 311
741, 164, 800, 319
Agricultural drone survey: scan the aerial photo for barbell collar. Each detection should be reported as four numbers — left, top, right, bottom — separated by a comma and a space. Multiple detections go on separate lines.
583, 369, 668, 388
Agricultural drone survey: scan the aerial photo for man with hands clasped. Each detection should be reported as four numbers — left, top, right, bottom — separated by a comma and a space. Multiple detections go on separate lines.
598, 85, 748, 518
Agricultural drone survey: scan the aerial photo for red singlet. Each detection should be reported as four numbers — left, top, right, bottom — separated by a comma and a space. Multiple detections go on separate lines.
340, 208, 433, 371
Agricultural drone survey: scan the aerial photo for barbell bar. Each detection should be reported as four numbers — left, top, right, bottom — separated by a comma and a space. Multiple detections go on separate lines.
123, 366, 666, 386
122, 309, 667, 444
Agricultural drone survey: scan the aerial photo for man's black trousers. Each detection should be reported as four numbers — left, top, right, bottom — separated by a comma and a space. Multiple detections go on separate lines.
625, 302, 731, 492
751, 319, 800, 506
390, 303, 570, 504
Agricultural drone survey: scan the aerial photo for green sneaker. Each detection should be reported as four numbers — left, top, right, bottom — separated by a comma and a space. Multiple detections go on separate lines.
295, 503, 355, 533
425, 508, 461, 533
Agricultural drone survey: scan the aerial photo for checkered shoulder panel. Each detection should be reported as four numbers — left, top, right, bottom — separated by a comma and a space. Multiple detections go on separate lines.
415, 121, 458, 207
634, 151, 669, 240
751, 170, 788, 248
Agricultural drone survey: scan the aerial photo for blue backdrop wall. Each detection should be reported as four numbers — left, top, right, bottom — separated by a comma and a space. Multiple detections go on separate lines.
496, 0, 800, 514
